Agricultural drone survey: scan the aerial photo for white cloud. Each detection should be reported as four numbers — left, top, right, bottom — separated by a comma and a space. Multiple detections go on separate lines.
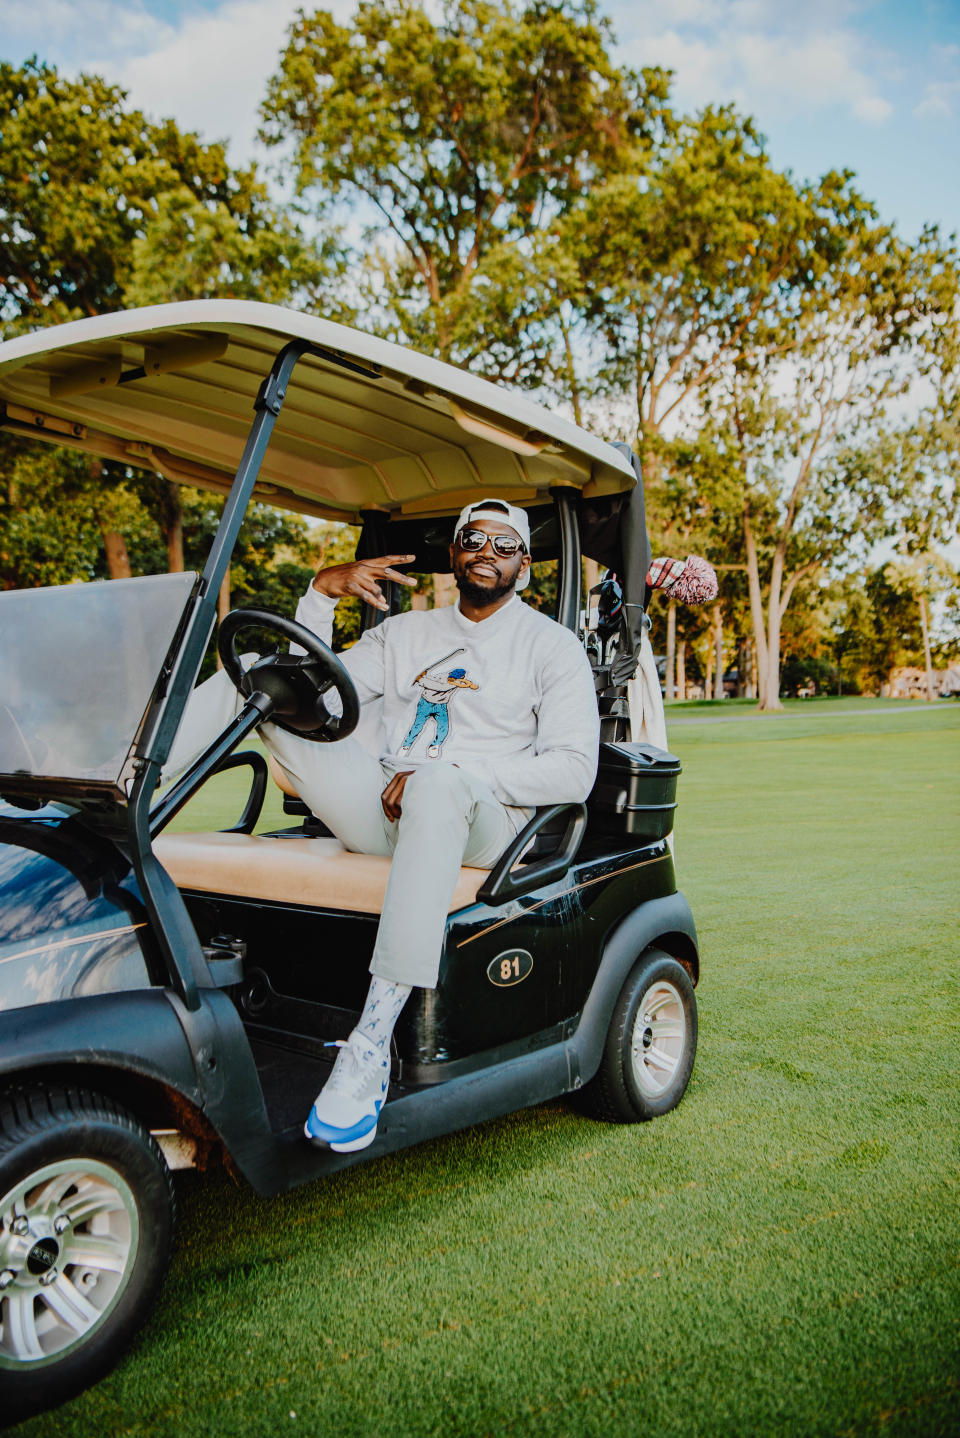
4, 0, 174, 60
606, 1, 894, 129
914, 79, 959, 119
89, 1, 303, 159
631, 28, 733, 100
853, 95, 893, 124
913, 43, 960, 120
4, 0, 353, 165
735, 30, 893, 125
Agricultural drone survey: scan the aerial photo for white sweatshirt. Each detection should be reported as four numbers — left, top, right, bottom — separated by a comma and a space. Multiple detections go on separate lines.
294, 586, 599, 814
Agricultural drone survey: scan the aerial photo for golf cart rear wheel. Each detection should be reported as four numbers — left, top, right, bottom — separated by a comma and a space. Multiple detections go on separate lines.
0, 1087, 175, 1420
579, 949, 697, 1122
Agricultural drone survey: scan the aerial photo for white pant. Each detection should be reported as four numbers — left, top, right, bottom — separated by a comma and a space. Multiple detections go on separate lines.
166, 671, 517, 988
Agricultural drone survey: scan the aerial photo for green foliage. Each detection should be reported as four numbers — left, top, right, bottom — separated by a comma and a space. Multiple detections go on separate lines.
566, 106, 812, 436
261, 0, 669, 356
0, 431, 320, 627
0, 437, 153, 587
0, 58, 354, 593
0, 60, 340, 331
780, 653, 844, 697
3, 26, 959, 699
825, 561, 959, 695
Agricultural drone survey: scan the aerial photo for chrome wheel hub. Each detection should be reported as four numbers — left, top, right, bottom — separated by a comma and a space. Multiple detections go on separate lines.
0, 1159, 139, 1368
630, 980, 686, 1097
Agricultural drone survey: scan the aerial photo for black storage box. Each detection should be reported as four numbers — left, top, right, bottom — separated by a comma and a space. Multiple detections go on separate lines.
587, 741, 681, 841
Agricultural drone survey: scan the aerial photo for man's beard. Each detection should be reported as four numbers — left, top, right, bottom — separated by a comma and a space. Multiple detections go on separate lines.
455, 566, 516, 607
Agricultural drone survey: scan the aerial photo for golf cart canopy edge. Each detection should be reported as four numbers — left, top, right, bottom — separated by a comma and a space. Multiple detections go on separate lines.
0, 301, 636, 522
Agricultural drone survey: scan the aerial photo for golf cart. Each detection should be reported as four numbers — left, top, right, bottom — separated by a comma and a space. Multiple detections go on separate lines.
0, 302, 698, 1417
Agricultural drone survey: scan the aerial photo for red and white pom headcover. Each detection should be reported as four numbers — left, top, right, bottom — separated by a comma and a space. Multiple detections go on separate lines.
646, 555, 718, 606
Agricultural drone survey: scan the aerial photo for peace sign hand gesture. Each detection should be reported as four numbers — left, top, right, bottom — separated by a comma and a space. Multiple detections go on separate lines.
311, 555, 418, 613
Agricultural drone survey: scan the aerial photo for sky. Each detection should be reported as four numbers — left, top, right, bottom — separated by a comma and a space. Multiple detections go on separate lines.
3, 0, 959, 243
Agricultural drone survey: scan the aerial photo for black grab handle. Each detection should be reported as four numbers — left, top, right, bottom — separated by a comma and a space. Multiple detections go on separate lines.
476, 802, 588, 906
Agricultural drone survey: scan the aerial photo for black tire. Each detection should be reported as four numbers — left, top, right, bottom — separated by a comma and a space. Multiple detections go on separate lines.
0, 1087, 175, 1422
577, 948, 697, 1123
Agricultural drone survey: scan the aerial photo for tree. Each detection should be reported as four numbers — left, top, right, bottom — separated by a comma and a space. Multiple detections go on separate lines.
642, 432, 742, 699
0, 60, 348, 585
0, 59, 340, 332
261, 0, 668, 359
564, 107, 814, 473
709, 206, 958, 708
880, 277, 960, 697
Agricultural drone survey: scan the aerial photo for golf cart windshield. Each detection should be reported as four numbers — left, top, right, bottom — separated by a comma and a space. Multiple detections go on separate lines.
0, 571, 197, 805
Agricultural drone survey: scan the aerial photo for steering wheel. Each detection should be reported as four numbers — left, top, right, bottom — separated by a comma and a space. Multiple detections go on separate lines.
217, 608, 359, 742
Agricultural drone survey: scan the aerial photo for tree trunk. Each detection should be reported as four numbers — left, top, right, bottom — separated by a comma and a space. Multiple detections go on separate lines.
584, 558, 600, 616
665, 598, 676, 701
743, 506, 772, 708
748, 638, 758, 699
919, 592, 935, 701
433, 573, 458, 608
713, 604, 723, 700
102, 530, 132, 579
215, 569, 231, 670
677, 639, 686, 701
758, 542, 786, 712
704, 639, 714, 702
92, 459, 132, 581
165, 481, 184, 573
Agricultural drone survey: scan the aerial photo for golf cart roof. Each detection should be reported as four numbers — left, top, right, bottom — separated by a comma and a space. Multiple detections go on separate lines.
0, 301, 635, 523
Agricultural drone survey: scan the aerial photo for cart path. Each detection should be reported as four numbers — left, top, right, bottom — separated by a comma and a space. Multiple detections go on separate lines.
665, 702, 957, 726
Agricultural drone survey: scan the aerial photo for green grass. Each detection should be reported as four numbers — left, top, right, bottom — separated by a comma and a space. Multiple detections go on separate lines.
14, 703, 960, 1437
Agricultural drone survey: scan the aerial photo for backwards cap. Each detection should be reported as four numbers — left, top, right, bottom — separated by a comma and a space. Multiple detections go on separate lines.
453, 498, 531, 590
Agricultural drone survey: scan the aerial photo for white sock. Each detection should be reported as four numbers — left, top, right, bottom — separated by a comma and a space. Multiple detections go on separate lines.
355, 976, 412, 1056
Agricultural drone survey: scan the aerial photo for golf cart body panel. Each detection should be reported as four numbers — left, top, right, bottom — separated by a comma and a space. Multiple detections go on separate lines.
0, 303, 697, 1409
0, 791, 697, 1197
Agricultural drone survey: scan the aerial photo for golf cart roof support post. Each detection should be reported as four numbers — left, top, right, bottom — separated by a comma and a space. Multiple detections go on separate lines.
551, 485, 582, 633
127, 767, 210, 1012
136, 339, 320, 774
125, 339, 333, 1013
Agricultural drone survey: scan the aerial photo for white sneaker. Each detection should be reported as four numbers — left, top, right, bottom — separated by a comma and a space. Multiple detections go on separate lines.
303, 1031, 389, 1152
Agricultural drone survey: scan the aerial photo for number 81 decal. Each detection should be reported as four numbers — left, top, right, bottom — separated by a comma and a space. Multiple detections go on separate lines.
487, 949, 534, 987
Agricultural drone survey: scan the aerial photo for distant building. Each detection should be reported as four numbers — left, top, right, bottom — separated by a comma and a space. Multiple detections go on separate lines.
885, 663, 960, 698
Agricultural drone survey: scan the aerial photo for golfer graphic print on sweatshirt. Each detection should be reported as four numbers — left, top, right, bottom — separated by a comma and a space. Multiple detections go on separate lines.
400, 650, 480, 758
294, 586, 599, 815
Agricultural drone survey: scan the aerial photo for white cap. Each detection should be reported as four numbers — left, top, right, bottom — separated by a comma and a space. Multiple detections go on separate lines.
454, 498, 531, 589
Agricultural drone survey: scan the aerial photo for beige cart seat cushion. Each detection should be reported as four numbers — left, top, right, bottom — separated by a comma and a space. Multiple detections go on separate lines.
153, 831, 488, 916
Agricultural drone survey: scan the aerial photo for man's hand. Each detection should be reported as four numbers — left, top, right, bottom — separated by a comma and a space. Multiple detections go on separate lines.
312, 555, 417, 613
381, 770, 415, 822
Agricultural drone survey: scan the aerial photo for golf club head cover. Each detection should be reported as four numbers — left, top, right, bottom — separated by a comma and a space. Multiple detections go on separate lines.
646, 555, 718, 606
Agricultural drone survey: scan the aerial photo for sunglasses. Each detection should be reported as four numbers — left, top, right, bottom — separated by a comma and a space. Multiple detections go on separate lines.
455, 527, 526, 558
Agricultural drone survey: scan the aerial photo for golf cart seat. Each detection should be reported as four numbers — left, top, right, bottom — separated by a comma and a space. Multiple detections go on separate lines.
154, 830, 489, 915
153, 750, 490, 914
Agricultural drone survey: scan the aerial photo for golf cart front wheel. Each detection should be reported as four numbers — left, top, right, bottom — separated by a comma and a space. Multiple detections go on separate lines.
580, 949, 697, 1122
0, 1087, 175, 1420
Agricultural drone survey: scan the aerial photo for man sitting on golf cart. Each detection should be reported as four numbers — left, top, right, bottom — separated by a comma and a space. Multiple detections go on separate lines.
172, 498, 599, 1154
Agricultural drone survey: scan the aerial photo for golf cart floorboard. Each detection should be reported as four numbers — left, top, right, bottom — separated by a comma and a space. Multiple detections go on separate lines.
248, 1033, 417, 1136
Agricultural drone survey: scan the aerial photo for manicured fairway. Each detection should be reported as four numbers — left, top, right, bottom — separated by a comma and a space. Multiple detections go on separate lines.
12, 701, 960, 1437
